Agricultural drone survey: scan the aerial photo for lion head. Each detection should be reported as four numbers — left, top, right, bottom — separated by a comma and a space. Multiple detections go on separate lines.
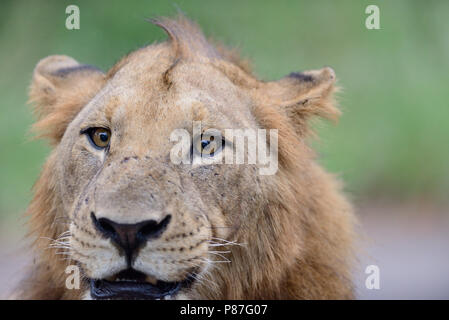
17, 16, 355, 300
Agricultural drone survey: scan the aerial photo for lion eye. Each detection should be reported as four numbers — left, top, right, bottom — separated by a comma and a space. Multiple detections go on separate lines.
194, 134, 224, 157
84, 128, 111, 149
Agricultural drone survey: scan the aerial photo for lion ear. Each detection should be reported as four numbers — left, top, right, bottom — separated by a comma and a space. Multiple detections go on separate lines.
256, 67, 340, 135
29, 55, 105, 144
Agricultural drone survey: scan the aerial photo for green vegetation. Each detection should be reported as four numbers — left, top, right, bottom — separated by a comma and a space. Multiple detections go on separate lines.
0, 0, 448, 218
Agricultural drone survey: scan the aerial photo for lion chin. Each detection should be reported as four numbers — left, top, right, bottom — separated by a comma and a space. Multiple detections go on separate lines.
84, 268, 192, 300
81, 268, 192, 300
14, 15, 356, 300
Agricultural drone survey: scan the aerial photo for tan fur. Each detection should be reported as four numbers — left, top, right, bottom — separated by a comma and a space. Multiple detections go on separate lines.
16, 15, 356, 299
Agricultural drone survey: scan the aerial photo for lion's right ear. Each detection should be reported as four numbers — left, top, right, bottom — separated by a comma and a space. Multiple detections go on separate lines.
29, 55, 105, 145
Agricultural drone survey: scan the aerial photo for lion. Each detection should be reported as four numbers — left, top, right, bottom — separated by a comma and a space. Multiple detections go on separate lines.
14, 15, 356, 299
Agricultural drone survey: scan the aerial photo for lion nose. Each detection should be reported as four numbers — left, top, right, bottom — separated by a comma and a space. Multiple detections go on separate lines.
91, 212, 171, 264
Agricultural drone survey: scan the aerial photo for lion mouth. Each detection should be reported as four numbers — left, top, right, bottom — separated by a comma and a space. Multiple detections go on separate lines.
90, 268, 191, 300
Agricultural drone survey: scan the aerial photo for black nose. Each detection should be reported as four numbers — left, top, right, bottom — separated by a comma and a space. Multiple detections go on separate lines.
91, 212, 171, 264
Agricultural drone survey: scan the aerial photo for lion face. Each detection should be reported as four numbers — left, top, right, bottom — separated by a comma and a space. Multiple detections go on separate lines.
26, 17, 353, 300
55, 50, 269, 299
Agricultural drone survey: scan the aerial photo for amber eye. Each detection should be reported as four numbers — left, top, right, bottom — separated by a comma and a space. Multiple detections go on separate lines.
84, 128, 111, 149
193, 133, 224, 157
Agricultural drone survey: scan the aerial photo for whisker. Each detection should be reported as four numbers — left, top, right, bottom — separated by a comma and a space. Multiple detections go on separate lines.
58, 230, 72, 236
49, 239, 71, 246
55, 251, 73, 256
208, 251, 231, 262
49, 245, 71, 250
56, 235, 72, 241
187, 270, 217, 287
202, 258, 231, 264
207, 240, 246, 249
210, 237, 245, 245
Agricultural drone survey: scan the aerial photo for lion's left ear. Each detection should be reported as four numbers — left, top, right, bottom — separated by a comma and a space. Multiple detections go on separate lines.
29, 55, 105, 144
255, 67, 339, 135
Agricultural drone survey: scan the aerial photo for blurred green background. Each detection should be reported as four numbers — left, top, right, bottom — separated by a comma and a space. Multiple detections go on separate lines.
0, 0, 448, 220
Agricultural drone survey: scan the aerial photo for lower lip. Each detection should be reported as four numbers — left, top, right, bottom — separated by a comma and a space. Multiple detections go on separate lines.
90, 279, 182, 300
